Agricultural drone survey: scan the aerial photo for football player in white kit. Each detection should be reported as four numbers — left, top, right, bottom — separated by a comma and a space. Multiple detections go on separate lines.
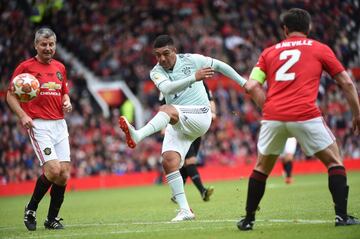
119, 35, 264, 221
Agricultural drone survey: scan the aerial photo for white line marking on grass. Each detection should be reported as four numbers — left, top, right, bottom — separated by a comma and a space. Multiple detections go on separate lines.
1, 226, 220, 239
0, 218, 332, 233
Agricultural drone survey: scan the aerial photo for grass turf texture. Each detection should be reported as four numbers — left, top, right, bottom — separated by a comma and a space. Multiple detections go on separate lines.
0, 172, 359, 239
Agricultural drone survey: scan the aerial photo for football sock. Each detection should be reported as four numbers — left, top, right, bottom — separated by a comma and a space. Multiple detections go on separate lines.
47, 183, 66, 220
166, 171, 190, 211
328, 166, 348, 218
27, 174, 52, 211
137, 111, 170, 141
186, 164, 206, 194
179, 166, 188, 184
283, 161, 293, 178
245, 170, 268, 220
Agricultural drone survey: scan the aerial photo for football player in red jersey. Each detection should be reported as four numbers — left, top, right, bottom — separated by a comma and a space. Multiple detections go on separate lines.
239, 8, 360, 230
7, 27, 72, 230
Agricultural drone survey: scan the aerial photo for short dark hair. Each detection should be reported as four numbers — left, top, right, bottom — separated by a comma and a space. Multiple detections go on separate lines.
153, 35, 174, 48
280, 8, 311, 35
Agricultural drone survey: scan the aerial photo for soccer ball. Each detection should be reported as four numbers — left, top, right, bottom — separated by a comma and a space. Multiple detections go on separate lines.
12, 73, 40, 102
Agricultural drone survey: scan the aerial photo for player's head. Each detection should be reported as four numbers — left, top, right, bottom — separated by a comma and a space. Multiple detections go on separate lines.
280, 8, 311, 36
153, 35, 177, 70
34, 27, 57, 63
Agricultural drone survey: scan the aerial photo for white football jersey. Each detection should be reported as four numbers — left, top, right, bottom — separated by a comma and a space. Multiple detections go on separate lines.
150, 54, 212, 106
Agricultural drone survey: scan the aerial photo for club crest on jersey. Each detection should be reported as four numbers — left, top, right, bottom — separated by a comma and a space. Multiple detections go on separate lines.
43, 148, 52, 155
182, 66, 191, 75
56, 71, 63, 81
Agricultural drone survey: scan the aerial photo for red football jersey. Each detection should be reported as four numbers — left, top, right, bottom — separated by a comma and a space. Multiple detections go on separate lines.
9, 57, 69, 119
256, 36, 344, 121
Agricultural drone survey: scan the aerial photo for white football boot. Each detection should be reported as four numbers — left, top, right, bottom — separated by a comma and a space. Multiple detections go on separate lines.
171, 208, 195, 222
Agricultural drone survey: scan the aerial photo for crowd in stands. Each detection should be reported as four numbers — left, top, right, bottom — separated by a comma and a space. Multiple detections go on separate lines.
0, 0, 359, 184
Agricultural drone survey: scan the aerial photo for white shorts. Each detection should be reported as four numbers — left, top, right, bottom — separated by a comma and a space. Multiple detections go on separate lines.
258, 117, 335, 156
28, 119, 70, 166
281, 137, 297, 156
162, 105, 212, 168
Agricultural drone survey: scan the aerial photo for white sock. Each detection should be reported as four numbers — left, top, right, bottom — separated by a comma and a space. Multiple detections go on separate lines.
137, 111, 170, 141
166, 171, 190, 211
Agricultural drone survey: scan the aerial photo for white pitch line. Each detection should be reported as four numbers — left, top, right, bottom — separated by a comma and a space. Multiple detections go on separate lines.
0, 218, 332, 232
0, 226, 214, 239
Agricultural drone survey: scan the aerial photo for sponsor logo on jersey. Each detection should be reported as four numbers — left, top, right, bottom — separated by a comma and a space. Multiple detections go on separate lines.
41, 82, 61, 90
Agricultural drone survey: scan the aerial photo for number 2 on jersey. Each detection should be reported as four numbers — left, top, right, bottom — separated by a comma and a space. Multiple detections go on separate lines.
275, 49, 301, 81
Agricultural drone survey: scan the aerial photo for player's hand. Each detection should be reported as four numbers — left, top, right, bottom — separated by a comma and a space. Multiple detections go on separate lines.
62, 100, 73, 113
195, 67, 214, 81
20, 114, 34, 129
352, 115, 360, 135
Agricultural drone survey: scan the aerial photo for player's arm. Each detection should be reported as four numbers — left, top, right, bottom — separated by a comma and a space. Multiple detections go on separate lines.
244, 67, 266, 109
151, 71, 197, 95
6, 90, 34, 128
211, 58, 265, 108
211, 59, 247, 86
62, 94, 72, 113
334, 71, 360, 134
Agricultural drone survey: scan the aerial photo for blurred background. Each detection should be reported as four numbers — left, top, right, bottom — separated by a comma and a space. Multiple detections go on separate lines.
1, 0, 359, 185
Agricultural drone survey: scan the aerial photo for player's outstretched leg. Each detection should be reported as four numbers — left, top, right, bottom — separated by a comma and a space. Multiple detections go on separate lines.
119, 111, 171, 149
118, 116, 139, 148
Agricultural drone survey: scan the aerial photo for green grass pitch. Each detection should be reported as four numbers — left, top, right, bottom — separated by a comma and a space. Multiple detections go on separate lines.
0, 172, 359, 239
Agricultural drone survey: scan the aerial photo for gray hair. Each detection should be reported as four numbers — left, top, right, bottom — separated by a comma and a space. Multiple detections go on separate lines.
34, 27, 57, 44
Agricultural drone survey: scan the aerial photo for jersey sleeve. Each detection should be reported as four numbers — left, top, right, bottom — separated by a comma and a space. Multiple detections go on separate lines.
61, 64, 69, 95
150, 67, 195, 95
320, 44, 345, 77
150, 68, 168, 88
189, 53, 213, 69
249, 53, 267, 84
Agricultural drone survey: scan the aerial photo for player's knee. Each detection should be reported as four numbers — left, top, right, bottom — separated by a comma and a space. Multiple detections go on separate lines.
44, 163, 62, 182
59, 163, 71, 184
57, 174, 70, 186
159, 105, 178, 122
162, 157, 180, 173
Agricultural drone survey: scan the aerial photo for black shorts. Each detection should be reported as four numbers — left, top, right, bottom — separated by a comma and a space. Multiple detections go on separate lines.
185, 137, 201, 159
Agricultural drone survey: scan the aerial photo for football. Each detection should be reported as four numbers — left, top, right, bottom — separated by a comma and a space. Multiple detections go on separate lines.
12, 73, 40, 102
